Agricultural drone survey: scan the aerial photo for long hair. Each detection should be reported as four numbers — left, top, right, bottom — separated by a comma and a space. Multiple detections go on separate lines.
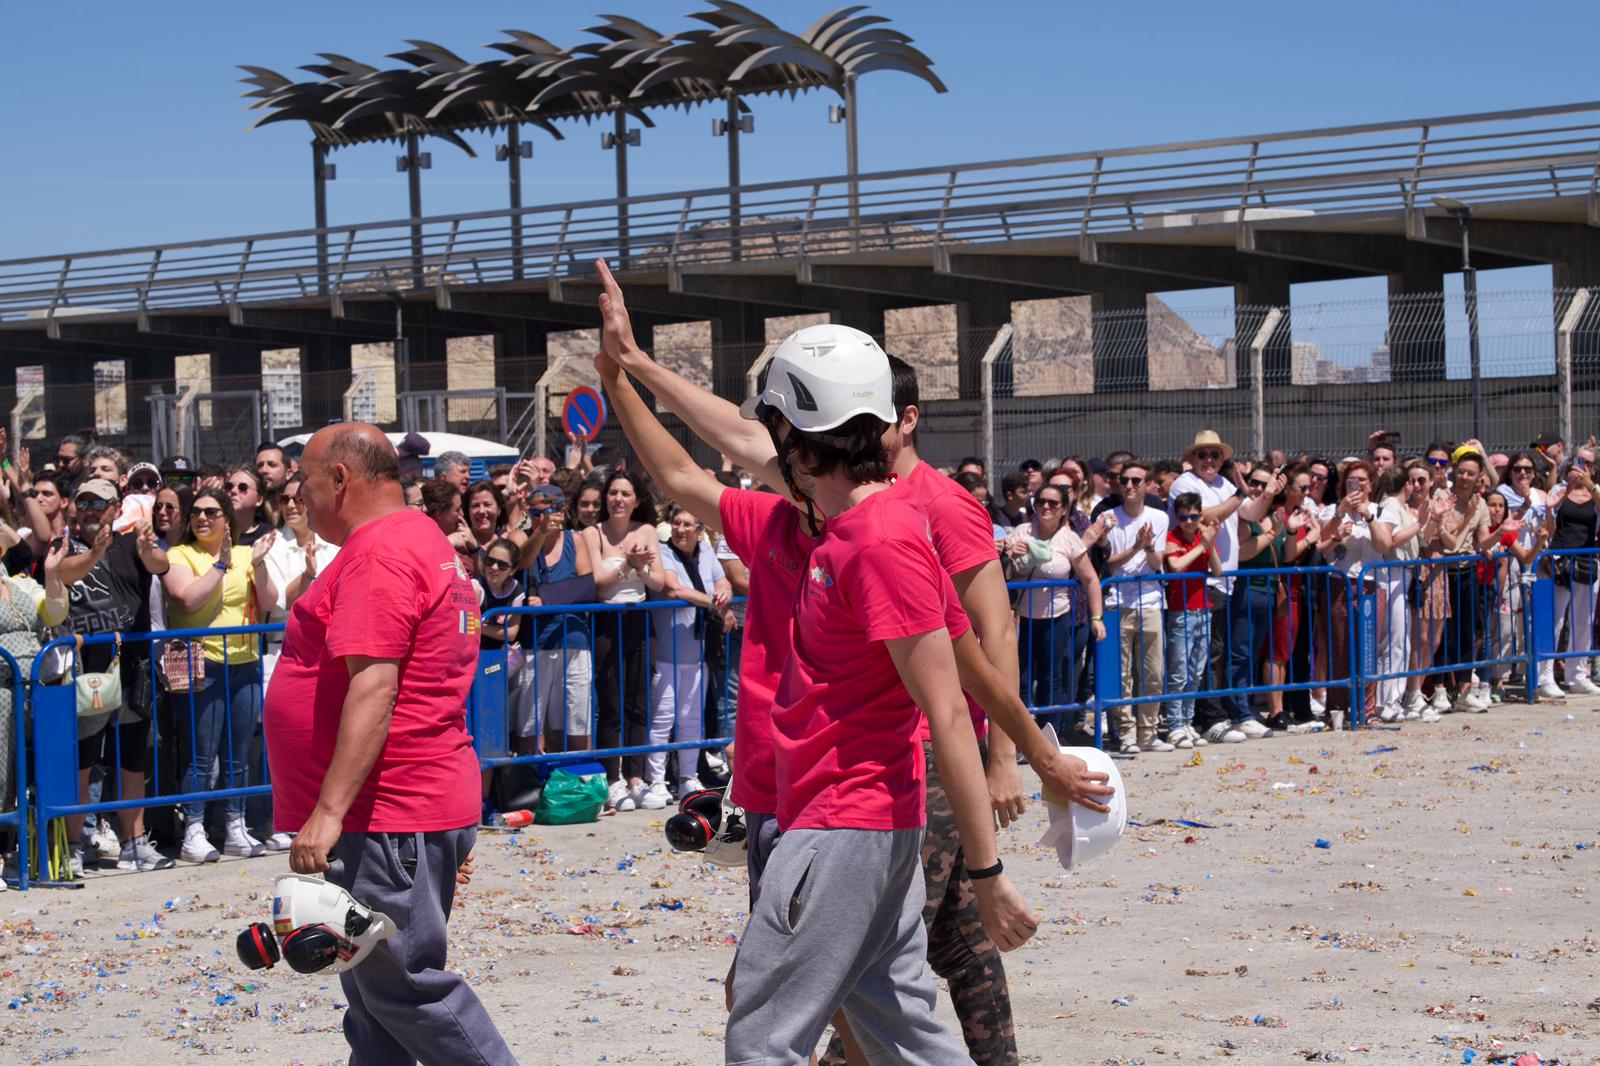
178, 487, 235, 550
785, 414, 892, 485
228, 466, 275, 532
602, 469, 657, 524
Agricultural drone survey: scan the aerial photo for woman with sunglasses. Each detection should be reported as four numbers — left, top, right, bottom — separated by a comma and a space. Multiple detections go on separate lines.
476, 537, 530, 753
1430, 450, 1495, 713
161, 488, 278, 863
1492, 452, 1550, 699
1005, 483, 1105, 733
1371, 467, 1428, 721
225, 467, 275, 547
464, 480, 512, 578
260, 473, 339, 667
519, 484, 595, 758
1263, 464, 1320, 727
1536, 462, 1600, 699
1316, 460, 1385, 728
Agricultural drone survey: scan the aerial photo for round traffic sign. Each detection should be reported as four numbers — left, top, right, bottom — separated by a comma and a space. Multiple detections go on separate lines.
563, 386, 607, 443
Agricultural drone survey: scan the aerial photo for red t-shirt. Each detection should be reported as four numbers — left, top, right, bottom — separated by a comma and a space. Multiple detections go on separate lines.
773, 490, 970, 832
718, 488, 812, 816
1163, 525, 1211, 611
896, 462, 997, 742
264, 509, 482, 833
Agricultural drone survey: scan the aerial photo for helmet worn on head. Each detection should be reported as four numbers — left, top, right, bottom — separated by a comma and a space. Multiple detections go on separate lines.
740, 324, 895, 435
235, 874, 394, 975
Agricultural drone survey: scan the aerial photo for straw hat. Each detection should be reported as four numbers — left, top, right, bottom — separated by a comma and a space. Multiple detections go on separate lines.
1182, 429, 1233, 462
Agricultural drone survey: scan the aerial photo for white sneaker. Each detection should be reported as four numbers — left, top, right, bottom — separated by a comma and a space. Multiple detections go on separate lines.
224, 818, 266, 858
1142, 737, 1175, 753
264, 832, 293, 852
117, 835, 175, 872
1379, 703, 1403, 723
639, 782, 671, 810
1402, 704, 1424, 721
1429, 687, 1451, 711
1570, 677, 1600, 696
67, 843, 86, 879
1451, 690, 1478, 714
1119, 738, 1139, 755
607, 779, 635, 812
90, 821, 120, 861
1203, 721, 1246, 744
679, 777, 705, 796
1401, 690, 1426, 713
181, 823, 219, 864
1186, 725, 1208, 747
1172, 732, 1194, 750
1236, 719, 1271, 740
1308, 693, 1326, 716
1538, 680, 1569, 700
1420, 706, 1443, 723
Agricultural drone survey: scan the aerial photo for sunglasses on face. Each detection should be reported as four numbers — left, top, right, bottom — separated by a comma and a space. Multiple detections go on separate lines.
1248, 480, 1270, 490
54, 455, 76, 466
153, 501, 180, 513
190, 507, 223, 520
1034, 498, 1064, 509
1177, 513, 1201, 522
281, 493, 302, 506
226, 481, 254, 493
1427, 456, 1449, 466
1309, 472, 1328, 481
1119, 475, 1144, 486
484, 557, 514, 572
1194, 450, 1223, 461
1511, 465, 1535, 474
128, 477, 160, 492
75, 497, 112, 511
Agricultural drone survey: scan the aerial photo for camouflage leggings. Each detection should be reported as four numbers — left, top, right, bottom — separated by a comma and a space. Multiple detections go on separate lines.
821, 739, 1017, 1066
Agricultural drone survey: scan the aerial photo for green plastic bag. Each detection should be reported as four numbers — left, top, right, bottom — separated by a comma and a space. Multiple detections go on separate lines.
535, 768, 609, 826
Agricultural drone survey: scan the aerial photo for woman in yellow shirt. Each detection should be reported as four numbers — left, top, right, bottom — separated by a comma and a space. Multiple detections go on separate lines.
160, 489, 277, 864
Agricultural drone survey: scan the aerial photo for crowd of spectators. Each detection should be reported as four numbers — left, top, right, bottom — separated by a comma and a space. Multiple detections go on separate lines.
2, 416, 1595, 880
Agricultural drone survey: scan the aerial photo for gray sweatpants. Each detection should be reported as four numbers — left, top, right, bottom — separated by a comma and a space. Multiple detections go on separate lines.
726, 827, 974, 1066
329, 827, 520, 1066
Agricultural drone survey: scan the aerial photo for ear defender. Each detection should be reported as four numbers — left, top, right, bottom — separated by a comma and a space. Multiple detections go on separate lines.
236, 922, 281, 970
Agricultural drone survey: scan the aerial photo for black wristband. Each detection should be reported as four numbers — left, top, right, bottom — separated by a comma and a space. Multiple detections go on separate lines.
968, 859, 1004, 881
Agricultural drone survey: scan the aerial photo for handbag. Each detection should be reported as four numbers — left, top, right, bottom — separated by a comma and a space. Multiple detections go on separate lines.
74, 633, 123, 718
1268, 524, 1290, 621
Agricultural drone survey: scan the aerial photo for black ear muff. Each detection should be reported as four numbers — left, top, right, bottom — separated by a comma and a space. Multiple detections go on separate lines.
236, 922, 280, 970
281, 924, 347, 974
665, 789, 724, 853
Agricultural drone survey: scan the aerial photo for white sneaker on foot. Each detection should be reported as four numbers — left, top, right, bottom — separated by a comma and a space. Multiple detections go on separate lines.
264, 832, 293, 852
1419, 706, 1443, 723
1570, 677, 1600, 696
1186, 726, 1208, 747
1236, 718, 1271, 740
1379, 703, 1403, 723
181, 823, 219, 864
1308, 692, 1326, 716
1172, 732, 1194, 750
639, 782, 671, 810
224, 819, 266, 858
90, 821, 120, 861
67, 843, 86, 879
1429, 687, 1451, 711
1203, 721, 1246, 744
117, 835, 175, 872
1142, 737, 1175, 753
1401, 690, 1426, 713
1118, 738, 1139, 755
679, 777, 705, 796
607, 779, 635, 812
1538, 680, 1569, 700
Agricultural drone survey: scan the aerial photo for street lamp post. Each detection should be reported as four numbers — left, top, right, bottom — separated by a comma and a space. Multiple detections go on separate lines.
1436, 197, 1483, 442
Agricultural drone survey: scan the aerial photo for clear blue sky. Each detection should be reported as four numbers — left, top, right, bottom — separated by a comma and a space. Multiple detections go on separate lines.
0, 0, 1586, 371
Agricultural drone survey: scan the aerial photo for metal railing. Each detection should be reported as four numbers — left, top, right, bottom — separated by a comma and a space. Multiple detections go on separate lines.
4, 99, 1600, 324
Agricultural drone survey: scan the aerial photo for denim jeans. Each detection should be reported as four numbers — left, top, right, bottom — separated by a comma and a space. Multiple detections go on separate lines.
179, 658, 263, 821
1021, 614, 1073, 719
1162, 609, 1210, 733
1227, 583, 1275, 724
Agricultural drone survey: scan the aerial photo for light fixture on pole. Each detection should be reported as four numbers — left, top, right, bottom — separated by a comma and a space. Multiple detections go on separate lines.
311, 146, 337, 294
497, 133, 533, 280
1434, 196, 1483, 442
713, 105, 754, 261
602, 121, 641, 267
397, 135, 432, 289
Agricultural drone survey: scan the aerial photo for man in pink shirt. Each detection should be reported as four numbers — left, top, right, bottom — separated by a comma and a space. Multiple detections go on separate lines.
264, 423, 518, 1066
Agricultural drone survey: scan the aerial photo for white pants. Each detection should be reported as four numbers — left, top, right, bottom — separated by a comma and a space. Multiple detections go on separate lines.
514, 647, 594, 739
1540, 579, 1599, 686
647, 660, 704, 784
1376, 571, 1411, 709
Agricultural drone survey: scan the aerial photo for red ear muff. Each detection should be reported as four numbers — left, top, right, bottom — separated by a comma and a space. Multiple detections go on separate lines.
281, 924, 349, 974
236, 922, 280, 970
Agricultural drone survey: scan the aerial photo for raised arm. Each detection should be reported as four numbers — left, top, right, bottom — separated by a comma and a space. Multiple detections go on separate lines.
594, 348, 726, 530
596, 259, 784, 489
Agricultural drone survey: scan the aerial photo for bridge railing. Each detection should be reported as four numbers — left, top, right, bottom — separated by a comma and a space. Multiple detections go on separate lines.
4, 99, 1600, 324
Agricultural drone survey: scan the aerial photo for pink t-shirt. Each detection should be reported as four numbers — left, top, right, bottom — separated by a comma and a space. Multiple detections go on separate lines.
773, 490, 971, 831
265, 509, 482, 833
896, 462, 997, 741
718, 488, 812, 816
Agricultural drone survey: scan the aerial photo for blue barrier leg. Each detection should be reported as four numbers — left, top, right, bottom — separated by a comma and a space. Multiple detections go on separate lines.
1093, 609, 1121, 751
1528, 577, 1555, 703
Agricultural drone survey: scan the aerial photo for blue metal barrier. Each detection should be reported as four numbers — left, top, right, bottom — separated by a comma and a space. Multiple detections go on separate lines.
0, 648, 28, 890
1526, 547, 1600, 703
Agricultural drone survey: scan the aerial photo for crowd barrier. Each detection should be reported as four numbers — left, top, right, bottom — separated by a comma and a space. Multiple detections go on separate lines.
8, 558, 1599, 889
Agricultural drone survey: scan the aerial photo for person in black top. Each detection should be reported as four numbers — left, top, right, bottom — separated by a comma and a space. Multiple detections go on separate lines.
1538, 464, 1600, 698
52, 477, 170, 876
225, 467, 275, 546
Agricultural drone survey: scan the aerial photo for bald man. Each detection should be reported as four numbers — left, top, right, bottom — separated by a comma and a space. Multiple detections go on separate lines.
264, 423, 519, 1066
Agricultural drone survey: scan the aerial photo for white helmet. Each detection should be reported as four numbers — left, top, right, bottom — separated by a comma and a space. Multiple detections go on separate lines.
1036, 725, 1127, 870
740, 324, 896, 435
236, 874, 394, 975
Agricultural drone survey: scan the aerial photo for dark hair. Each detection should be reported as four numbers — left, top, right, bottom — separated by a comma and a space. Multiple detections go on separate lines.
57, 433, 89, 454
464, 480, 506, 529
1119, 457, 1148, 477
1172, 491, 1202, 514
1000, 472, 1028, 497
1306, 456, 1335, 505
1374, 467, 1407, 500
1425, 439, 1454, 459
484, 536, 519, 562
953, 471, 986, 495
32, 473, 65, 498
487, 463, 513, 480
1106, 450, 1134, 468
1273, 461, 1311, 508
1340, 459, 1376, 495
1151, 459, 1182, 478
420, 478, 461, 517
549, 468, 583, 500
957, 456, 984, 472
399, 475, 421, 496
178, 488, 235, 549
601, 469, 657, 524
887, 354, 919, 445
255, 442, 285, 460
785, 414, 891, 485
1506, 450, 1538, 474
227, 466, 274, 532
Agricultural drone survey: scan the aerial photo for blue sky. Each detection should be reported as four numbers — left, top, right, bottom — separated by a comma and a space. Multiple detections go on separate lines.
1, 1, 1587, 370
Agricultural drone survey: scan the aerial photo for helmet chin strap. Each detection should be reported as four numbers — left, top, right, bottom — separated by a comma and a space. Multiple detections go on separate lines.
765, 419, 824, 537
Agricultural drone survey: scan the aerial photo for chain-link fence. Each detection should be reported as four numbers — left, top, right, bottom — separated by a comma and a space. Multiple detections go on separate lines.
12, 287, 1598, 475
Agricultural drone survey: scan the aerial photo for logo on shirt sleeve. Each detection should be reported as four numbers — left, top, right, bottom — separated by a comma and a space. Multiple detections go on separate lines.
459, 610, 480, 637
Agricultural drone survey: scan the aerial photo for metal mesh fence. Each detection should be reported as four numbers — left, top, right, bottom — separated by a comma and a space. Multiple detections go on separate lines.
14, 287, 1599, 474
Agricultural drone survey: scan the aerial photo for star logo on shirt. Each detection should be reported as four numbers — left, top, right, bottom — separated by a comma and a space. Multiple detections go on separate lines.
808, 565, 833, 588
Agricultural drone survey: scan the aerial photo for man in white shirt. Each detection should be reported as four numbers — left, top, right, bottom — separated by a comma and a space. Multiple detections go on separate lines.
1102, 460, 1169, 753
1166, 431, 1277, 744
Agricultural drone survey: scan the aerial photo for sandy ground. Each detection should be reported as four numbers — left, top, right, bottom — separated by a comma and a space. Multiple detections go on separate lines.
4, 698, 1600, 1065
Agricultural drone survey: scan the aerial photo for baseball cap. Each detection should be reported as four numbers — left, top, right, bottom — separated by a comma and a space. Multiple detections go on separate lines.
396, 432, 431, 458
74, 478, 118, 502
1018, 458, 1043, 473
531, 484, 566, 508
159, 455, 195, 477
1533, 430, 1562, 450
127, 461, 161, 485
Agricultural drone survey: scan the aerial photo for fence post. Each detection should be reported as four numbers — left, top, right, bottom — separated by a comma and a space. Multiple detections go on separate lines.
1557, 289, 1590, 450
1355, 576, 1379, 729
1248, 307, 1283, 459
532, 353, 574, 462
979, 324, 1013, 499
1093, 607, 1121, 750
1527, 573, 1555, 703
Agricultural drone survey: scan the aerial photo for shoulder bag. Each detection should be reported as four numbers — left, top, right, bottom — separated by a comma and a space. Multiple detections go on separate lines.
75, 633, 123, 717
159, 555, 229, 693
